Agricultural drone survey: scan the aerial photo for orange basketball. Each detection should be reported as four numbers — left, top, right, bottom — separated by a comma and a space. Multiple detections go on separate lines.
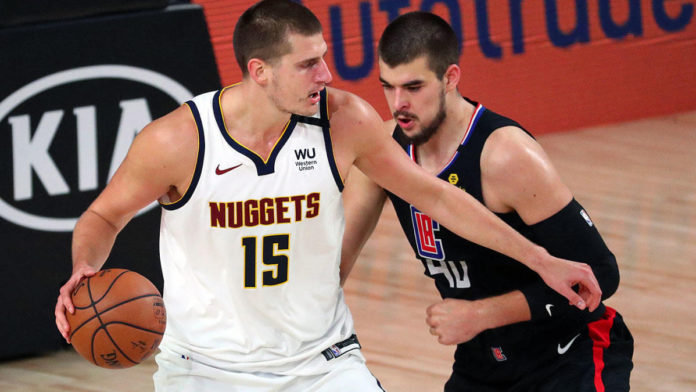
66, 268, 166, 369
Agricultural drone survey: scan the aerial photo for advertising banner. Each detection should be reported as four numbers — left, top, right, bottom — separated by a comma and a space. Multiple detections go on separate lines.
194, 0, 696, 133
0, 4, 220, 358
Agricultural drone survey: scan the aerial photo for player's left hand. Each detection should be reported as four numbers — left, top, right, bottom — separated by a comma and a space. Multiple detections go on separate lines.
537, 255, 601, 312
426, 298, 485, 345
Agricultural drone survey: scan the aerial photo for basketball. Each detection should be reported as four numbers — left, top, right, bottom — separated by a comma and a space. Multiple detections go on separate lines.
66, 268, 166, 369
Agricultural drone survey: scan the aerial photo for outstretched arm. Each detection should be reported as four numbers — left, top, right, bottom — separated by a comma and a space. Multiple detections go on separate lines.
425, 126, 620, 345
329, 90, 600, 311
356, 135, 598, 310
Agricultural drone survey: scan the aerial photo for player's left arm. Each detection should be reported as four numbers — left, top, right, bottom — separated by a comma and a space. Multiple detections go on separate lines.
329, 89, 600, 311
481, 126, 620, 321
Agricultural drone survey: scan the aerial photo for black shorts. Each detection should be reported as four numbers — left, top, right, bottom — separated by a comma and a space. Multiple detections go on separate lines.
444, 307, 634, 392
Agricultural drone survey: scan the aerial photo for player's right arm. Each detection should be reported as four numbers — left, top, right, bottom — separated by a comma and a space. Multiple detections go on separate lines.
55, 104, 199, 342
329, 89, 600, 312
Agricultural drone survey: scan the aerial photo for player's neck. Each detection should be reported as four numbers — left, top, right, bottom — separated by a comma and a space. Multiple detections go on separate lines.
220, 82, 293, 159
416, 94, 476, 174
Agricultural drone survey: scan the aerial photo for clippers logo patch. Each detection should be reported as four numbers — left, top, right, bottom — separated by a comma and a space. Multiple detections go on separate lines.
491, 347, 508, 362
410, 206, 444, 260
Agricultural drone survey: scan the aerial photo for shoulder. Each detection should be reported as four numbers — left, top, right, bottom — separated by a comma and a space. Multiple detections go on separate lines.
481, 126, 572, 220
90, 103, 201, 213
136, 104, 198, 154
324, 86, 385, 148
322, 87, 395, 177
122, 104, 200, 187
481, 125, 555, 195
481, 126, 543, 176
326, 87, 381, 124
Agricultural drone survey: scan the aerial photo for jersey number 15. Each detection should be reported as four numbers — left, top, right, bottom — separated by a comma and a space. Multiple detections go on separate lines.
242, 234, 289, 288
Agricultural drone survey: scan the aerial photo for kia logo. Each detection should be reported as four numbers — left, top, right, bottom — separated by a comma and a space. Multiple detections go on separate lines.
0, 65, 193, 232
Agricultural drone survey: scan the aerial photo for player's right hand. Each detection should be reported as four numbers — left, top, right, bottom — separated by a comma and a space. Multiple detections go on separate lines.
55, 265, 97, 343
536, 255, 601, 312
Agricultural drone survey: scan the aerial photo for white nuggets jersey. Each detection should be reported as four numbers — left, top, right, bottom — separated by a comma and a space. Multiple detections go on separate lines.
158, 87, 354, 373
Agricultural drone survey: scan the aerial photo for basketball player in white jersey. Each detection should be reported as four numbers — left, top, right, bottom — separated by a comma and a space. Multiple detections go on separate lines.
55, 1, 601, 390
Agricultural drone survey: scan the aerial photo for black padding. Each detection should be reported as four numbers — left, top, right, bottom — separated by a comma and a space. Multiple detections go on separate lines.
0, 0, 171, 27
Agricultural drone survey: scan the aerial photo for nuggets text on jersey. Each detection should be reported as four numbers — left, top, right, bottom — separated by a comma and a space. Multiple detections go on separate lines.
209, 193, 320, 228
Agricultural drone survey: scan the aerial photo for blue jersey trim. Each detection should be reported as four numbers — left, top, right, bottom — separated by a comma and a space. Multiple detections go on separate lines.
290, 89, 343, 192
212, 88, 297, 176
161, 101, 206, 211
319, 89, 344, 192
437, 104, 486, 175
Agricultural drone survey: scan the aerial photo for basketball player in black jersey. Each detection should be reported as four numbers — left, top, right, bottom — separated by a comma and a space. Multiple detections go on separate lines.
341, 12, 633, 391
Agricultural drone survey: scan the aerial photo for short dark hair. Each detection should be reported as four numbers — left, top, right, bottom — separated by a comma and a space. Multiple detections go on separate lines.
233, 0, 323, 77
378, 11, 460, 79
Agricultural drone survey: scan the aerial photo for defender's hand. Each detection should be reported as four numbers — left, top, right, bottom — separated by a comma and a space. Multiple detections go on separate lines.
426, 298, 485, 345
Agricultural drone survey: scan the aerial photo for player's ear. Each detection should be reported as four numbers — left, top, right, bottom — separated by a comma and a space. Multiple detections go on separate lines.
443, 64, 460, 92
248, 58, 269, 85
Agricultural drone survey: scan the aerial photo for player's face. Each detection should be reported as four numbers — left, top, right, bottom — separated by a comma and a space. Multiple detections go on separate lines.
268, 32, 333, 116
379, 56, 447, 145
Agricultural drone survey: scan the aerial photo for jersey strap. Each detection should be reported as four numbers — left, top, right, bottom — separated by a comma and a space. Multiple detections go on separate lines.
294, 88, 344, 191
432, 103, 485, 175
402, 102, 485, 177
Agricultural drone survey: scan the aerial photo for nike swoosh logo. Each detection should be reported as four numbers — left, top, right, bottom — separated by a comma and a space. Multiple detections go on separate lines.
545, 304, 554, 317
215, 164, 242, 175
557, 333, 581, 355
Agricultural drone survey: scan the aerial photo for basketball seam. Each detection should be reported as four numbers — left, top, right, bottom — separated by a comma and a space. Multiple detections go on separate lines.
90, 323, 140, 366
98, 321, 165, 335
85, 270, 149, 367
69, 294, 162, 336
92, 270, 131, 304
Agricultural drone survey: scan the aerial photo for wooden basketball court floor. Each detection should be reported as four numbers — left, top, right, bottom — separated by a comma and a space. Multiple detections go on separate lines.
1, 111, 694, 391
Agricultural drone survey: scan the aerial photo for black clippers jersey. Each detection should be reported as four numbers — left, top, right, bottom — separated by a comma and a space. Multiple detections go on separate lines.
386, 98, 631, 386
387, 99, 538, 301
387, 99, 585, 380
